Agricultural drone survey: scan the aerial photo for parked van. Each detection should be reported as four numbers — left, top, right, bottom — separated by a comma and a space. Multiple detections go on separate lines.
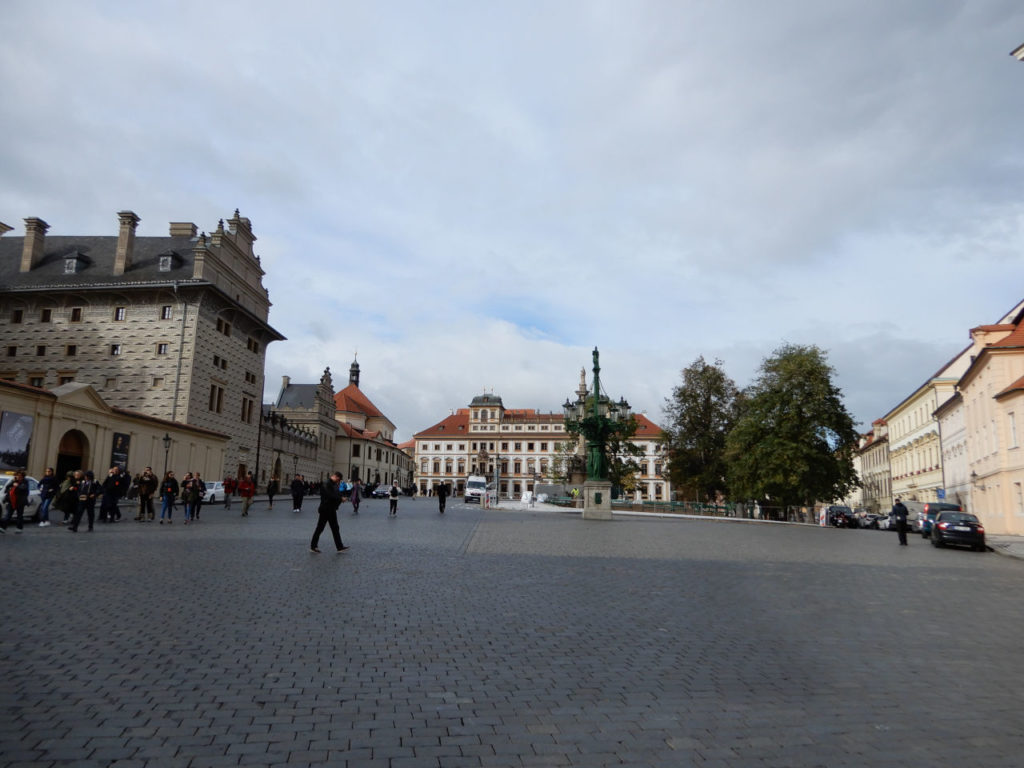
904, 501, 962, 536
464, 475, 488, 504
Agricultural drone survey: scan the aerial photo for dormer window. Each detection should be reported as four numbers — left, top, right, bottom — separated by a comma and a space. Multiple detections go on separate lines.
159, 255, 172, 272
64, 258, 78, 274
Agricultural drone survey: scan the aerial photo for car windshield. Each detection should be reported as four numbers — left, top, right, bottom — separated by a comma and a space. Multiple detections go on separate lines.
940, 512, 978, 524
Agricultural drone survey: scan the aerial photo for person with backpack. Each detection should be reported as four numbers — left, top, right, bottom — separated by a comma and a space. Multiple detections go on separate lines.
389, 481, 400, 517
159, 471, 179, 524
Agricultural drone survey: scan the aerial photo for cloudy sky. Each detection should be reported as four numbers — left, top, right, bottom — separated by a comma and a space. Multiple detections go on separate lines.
3, 1, 1023, 440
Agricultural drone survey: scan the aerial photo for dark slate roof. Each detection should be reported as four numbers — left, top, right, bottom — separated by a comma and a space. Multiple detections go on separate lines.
469, 393, 504, 407
0, 234, 201, 290
276, 384, 319, 409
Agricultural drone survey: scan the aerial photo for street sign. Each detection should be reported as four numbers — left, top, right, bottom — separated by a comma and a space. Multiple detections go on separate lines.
937, 488, 946, 499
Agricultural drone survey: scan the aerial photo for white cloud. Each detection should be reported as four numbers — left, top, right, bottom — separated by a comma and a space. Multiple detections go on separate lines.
3, 0, 1024, 439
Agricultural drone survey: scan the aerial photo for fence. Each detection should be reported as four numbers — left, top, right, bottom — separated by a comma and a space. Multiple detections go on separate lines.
548, 496, 819, 525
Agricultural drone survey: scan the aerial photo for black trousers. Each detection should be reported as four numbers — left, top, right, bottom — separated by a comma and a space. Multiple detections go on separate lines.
311, 508, 343, 550
896, 519, 908, 545
438, 496, 446, 513
71, 501, 96, 531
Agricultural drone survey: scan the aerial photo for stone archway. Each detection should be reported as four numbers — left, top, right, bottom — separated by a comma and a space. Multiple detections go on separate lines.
56, 429, 89, 478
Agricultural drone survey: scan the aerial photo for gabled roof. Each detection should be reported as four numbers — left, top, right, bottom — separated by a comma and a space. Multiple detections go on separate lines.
276, 383, 318, 409
995, 375, 1024, 400
334, 383, 384, 419
413, 411, 471, 439
632, 413, 664, 439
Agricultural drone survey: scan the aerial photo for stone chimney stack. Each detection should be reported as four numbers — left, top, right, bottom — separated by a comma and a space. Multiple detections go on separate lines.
20, 217, 49, 272
282, 375, 290, 390
169, 222, 197, 237
113, 210, 140, 276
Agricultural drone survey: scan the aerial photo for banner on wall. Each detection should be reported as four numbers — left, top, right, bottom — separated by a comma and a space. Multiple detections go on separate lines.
111, 432, 131, 472
0, 411, 35, 471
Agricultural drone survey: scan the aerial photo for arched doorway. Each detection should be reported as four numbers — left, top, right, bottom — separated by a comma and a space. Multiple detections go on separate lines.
56, 429, 89, 478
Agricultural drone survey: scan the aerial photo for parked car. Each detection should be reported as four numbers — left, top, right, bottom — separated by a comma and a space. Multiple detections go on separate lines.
0, 473, 42, 522
859, 513, 884, 529
203, 481, 225, 503
371, 484, 390, 499
931, 510, 987, 551
827, 505, 857, 528
906, 501, 963, 537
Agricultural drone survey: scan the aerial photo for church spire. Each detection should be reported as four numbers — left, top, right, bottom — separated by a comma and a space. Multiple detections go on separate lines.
349, 354, 360, 387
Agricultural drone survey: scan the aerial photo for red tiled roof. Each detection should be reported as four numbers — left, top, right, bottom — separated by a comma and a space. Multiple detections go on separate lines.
632, 413, 664, 438
987, 323, 1024, 349
995, 375, 1024, 400
413, 411, 471, 438
334, 383, 383, 419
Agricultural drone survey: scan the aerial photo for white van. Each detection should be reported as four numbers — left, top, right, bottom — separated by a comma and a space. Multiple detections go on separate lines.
464, 475, 488, 504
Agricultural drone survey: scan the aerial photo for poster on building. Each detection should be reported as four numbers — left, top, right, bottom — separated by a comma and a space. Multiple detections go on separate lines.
0, 411, 34, 471
111, 432, 130, 472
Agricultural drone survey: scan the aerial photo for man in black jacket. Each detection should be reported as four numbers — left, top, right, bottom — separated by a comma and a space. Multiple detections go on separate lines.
892, 498, 910, 546
310, 472, 349, 554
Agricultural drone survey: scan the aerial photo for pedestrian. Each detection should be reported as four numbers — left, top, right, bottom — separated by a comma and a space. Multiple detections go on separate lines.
1, 470, 30, 534
223, 476, 236, 509
389, 481, 399, 516
37, 467, 57, 527
159, 471, 178, 523
135, 467, 158, 522
436, 482, 448, 514
99, 466, 126, 523
193, 473, 206, 521
290, 474, 305, 512
892, 497, 910, 546
310, 471, 349, 553
266, 477, 279, 509
350, 478, 361, 515
181, 472, 198, 524
238, 472, 255, 516
69, 470, 98, 532
55, 471, 78, 525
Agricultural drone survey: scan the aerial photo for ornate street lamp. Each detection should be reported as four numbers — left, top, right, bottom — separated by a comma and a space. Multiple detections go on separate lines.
162, 433, 172, 477
563, 347, 631, 519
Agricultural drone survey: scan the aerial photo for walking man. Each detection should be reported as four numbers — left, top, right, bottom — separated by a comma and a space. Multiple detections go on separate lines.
135, 467, 158, 522
350, 478, 361, 515
389, 481, 400, 516
310, 471, 349, 553
290, 474, 305, 512
892, 497, 909, 546
238, 472, 255, 516
436, 482, 448, 515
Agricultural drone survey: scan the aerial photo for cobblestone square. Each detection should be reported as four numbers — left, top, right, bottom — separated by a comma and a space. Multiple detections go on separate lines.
3, 498, 1024, 767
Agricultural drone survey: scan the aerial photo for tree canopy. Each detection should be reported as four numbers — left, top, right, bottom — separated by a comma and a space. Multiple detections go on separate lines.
724, 343, 859, 509
662, 356, 741, 501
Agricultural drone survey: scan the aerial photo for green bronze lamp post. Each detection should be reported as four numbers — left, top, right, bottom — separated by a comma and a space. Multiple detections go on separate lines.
563, 347, 631, 518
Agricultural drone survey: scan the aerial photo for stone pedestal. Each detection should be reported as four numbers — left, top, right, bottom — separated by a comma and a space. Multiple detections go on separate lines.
582, 480, 613, 520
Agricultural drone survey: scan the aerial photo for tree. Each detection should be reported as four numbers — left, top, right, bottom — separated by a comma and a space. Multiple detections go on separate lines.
662, 356, 741, 501
724, 344, 859, 510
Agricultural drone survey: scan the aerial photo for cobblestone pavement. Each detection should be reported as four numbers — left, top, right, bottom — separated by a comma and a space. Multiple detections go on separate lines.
3, 496, 1024, 767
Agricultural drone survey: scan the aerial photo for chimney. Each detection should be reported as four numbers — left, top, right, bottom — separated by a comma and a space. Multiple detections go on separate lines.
20, 217, 49, 272
113, 210, 140, 276
169, 222, 197, 237
282, 375, 290, 389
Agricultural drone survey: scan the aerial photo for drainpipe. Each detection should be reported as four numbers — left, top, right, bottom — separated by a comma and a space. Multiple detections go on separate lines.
171, 281, 187, 423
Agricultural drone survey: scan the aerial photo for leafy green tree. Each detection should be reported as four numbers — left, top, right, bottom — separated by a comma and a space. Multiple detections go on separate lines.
724, 344, 859, 509
662, 356, 741, 501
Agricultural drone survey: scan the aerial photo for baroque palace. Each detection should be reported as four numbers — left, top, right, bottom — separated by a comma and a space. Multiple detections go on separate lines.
412, 378, 670, 501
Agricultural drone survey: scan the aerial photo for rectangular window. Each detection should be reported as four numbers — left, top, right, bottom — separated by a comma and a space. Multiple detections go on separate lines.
113, 307, 126, 321
40, 309, 51, 322
514, 442, 522, 451
527, 442, 535, 451
247, 337, 260, 353
5, 346, 15, 358
161, 305, 173, 320
152, 377, 164, 388
29, 376, 44, 388
105, 378, 116, 389
216, 318, 232, 337
36, 345, 45, 356
70, 307, 83, 322
352, 445, 360, 458
540, 442, 547, 451
66, 345, 77, 356
11, 309, 23, 323
157, 343, 168, 355
59, 375, 74, 385
209, 384, 224, 413
110, 344, 122, 356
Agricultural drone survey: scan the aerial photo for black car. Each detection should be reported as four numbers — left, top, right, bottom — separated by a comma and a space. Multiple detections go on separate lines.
827, 505, 857, 528
931, 511, 987, 551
